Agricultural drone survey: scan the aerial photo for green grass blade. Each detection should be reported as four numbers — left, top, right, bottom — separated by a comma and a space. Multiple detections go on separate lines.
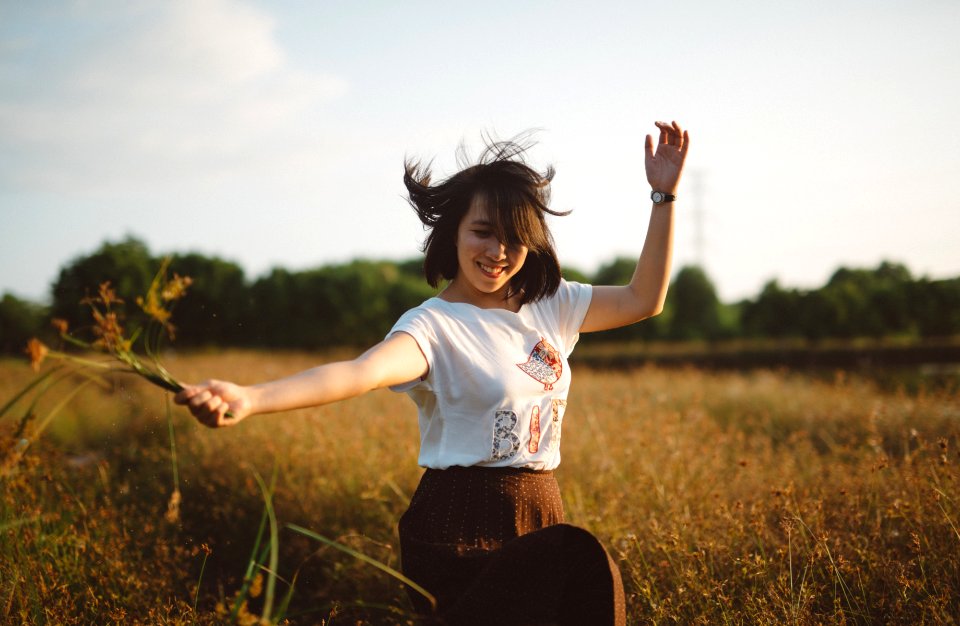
273, 567, 300, 622
58, 333, 93, 350
252, 468, 280, 623
286, 523, 437, 613
231, 513, 269, 620
165, 395, 180, 491
193, 550, 210, 614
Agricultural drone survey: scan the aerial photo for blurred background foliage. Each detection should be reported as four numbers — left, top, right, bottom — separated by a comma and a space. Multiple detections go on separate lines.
1, 235, 959, 353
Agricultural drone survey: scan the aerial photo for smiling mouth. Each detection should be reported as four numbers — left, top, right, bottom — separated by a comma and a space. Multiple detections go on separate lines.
478, 262, 506, 277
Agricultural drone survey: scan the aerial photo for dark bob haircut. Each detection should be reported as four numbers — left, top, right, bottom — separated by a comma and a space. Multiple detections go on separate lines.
403, 137, 569, 305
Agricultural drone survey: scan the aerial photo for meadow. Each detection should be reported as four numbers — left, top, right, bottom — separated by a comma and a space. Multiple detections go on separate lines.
1, 350, 958, 624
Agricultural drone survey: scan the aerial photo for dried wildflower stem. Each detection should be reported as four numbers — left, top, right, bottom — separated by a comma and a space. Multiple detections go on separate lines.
35, 349, 182, 393
2, 380, 96, 477
932, 487, 960, 544
15, 368, 100, 439
114, 351, 183, 393
287, 523, 438, 613
0, 367, 62, 420
793, 514, 866, 620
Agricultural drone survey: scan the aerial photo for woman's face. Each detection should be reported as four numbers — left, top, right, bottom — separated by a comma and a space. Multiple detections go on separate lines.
452, 196, 529, 302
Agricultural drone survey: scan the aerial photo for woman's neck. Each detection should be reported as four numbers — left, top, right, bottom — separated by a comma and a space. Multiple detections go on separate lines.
439, 279, 522, 312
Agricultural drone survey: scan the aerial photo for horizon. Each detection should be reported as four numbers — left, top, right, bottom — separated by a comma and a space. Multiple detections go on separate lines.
1, 232, 944, 308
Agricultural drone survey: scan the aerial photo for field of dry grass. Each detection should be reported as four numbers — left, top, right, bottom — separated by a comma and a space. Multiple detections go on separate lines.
2, 350, 959, 624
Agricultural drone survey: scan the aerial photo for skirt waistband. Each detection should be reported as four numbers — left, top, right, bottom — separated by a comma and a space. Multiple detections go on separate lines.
425, 465, 554, 476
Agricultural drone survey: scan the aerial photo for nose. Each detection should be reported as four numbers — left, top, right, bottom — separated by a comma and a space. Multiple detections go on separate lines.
486, 240, 507, 260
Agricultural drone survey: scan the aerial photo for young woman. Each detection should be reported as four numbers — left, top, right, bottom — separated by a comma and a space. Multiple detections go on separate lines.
176, 121, 689, 625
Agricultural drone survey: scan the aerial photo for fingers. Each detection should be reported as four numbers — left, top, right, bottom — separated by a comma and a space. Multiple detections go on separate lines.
644, 134, 654, 159
654, 120, 686, 149
173, 384, 198, 405
655, 121, 670, 144
175, 381, 233, 428
195, 395, 231, 428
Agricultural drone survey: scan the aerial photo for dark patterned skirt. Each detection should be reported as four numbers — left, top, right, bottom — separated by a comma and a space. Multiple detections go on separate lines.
399, 465, 625, 625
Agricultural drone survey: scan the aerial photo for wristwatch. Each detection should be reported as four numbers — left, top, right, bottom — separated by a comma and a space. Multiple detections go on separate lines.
651, 191, 676, 204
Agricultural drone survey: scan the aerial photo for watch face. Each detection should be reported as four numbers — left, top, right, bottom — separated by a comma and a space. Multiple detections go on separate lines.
652, 192, 664, 203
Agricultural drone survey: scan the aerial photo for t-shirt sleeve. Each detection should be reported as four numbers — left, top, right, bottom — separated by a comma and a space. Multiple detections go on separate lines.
554, 279, 593, 355
386, 306, 436, 392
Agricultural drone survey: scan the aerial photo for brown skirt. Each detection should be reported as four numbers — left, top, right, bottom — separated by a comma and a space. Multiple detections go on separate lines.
399, 466, 625, 625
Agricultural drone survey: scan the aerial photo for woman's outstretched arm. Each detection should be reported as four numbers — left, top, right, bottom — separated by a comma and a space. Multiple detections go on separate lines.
174, 332, 428, 428
580, 120, 689, 333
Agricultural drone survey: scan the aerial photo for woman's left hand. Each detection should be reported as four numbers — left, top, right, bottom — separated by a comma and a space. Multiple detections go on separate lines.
645, 120, 690, 195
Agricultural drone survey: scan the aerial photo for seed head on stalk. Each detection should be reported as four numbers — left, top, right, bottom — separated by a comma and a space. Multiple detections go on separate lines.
0, 259, 203, 485
138, 260, 192, 341
51, 318, 69, 335
24, 339, 49, 372
4, 259, 194, 438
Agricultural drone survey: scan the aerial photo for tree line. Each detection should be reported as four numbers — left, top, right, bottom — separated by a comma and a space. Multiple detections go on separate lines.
1, 237, 958, 354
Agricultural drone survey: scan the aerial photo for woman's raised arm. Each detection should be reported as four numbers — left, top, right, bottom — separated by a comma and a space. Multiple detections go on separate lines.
580, 120, 690, 333
174, 332, 428, 428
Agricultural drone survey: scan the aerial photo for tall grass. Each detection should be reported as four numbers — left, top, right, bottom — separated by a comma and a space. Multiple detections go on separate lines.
1, 352, 957, 624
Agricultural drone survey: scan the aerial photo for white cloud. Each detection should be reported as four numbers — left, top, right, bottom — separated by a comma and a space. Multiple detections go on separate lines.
0, 0, 347, 193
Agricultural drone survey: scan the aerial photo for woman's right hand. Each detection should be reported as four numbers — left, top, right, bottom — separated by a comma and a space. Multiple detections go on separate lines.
175, 380, 255, 428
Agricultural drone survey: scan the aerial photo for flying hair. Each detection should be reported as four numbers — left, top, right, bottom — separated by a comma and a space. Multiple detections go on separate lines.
403, 132, 570, 304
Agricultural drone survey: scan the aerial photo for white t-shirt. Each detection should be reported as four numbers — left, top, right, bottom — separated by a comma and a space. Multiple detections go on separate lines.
388, 279, 593, 471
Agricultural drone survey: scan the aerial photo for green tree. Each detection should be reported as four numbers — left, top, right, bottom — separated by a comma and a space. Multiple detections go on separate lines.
592, 257, 637, 286
0, 293, 47, 354
911, 277, 960, 338
668, 265, 720, 340
869, 261, 913, 336
742, 280, 801, 338
247, 268, 298, 347
815, 261, 914, 338
797, 289, 838, 341
395, 257, 426, 280
247, 260, 436, 349
167, 254, 249, 346
583, 257, 669, 342
50, 237, 154, 333
561, 266, 591, 284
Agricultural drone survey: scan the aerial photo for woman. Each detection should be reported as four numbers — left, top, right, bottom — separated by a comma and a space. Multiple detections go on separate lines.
176, 121, 689, 624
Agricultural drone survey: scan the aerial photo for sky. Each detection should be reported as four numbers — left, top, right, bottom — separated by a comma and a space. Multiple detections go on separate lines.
1, 0, 958, 304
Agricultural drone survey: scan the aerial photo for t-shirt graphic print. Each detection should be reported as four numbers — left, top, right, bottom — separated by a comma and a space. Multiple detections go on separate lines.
516, 337, 562, 391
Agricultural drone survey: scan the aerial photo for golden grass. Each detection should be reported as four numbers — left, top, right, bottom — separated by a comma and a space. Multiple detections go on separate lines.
1, 351, 958, 624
